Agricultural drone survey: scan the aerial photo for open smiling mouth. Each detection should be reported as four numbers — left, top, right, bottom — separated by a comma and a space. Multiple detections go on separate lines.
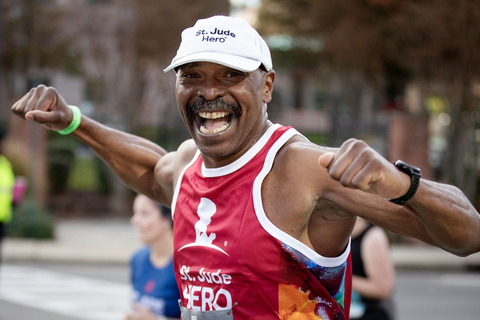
187, 98, 242, 135
198, 111, 232, 134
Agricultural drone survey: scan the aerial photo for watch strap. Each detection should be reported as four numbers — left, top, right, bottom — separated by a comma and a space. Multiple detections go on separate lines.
389, 160, 421, 205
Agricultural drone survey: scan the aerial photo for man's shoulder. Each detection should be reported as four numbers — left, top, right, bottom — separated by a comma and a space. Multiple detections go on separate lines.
166, 139, 198, 182
276, 135, 337, 164
158, 139, 197, 169
176, 139, 198, 166
177, 139, 197, 154
270, 135, 341, 196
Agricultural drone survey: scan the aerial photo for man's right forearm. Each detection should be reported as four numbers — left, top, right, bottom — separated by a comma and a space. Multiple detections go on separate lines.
72, 115, 167, 198
10, 85, 168, 199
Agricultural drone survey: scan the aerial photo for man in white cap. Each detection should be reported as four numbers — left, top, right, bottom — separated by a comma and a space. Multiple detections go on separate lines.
11, 15, 480, 320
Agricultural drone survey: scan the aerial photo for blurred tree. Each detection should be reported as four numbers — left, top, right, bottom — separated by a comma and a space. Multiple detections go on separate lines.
135, 0, 230, 67
388, 0, 480, 200
62, 0, 229, 214
258, 0, 395, 146
2, 0, 229, 215
0, 0, 78, 208
258, 0, 480, 201
133, 0, 230, 139
1, 0, 77, 111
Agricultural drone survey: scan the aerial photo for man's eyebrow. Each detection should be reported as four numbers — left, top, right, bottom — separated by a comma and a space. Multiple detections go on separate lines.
179, 62, 199, 70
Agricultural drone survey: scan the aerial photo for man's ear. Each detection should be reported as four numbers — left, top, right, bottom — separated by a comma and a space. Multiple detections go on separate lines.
262, 70, 275, 103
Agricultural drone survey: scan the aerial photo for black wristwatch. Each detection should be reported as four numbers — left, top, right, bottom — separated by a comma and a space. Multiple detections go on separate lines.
389, 160, 421, 205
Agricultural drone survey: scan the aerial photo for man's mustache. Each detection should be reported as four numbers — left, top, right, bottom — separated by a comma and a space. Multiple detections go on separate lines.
187, 98, 242, 120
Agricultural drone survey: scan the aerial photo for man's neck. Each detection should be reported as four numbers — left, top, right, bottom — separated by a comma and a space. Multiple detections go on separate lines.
201, 120, 273, 168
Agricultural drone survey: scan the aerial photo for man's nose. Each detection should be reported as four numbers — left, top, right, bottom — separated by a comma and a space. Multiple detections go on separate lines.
197, 80, 226, 101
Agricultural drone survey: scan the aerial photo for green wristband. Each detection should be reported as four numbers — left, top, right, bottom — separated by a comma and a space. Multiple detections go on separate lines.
58, 105, 81, 135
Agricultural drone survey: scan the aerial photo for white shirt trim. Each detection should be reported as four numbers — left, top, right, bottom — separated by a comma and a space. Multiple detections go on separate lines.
171, 150, 201, 220
201, 124, 282, 177
252, 128, 351, 267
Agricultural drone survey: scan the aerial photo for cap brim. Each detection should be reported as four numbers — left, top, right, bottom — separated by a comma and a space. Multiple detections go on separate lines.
163, 52, 262, 73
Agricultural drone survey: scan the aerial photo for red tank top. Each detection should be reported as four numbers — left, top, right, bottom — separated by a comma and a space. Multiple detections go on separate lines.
172, 124, 351, 319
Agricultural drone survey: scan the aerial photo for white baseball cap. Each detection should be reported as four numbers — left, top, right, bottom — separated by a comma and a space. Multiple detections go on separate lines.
164, 15, 272, 73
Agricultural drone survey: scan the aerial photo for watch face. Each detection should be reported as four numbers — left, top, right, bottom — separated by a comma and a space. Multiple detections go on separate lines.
395, 160, 421, 176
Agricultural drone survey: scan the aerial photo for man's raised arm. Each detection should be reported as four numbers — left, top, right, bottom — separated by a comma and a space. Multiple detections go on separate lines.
318, 138, 480, 257
11, 85, 173, 204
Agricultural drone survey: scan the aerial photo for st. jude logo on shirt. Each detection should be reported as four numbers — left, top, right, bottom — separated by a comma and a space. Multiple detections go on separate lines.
178, 197, 228, 256
177, 197, 234, 311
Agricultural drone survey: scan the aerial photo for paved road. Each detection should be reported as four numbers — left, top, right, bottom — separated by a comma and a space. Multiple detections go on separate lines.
1, 262, 479, 320
0, 263, 129, 320
395, 268, 480, 320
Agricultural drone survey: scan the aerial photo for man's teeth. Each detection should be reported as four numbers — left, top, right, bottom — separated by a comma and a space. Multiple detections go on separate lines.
200, 123, 229, 134
198, 111, 228, 119
198, 111, 229, 134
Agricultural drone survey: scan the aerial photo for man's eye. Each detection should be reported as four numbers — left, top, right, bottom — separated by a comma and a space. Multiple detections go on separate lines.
182, 73, 198, 78
226, 71, 244, 78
